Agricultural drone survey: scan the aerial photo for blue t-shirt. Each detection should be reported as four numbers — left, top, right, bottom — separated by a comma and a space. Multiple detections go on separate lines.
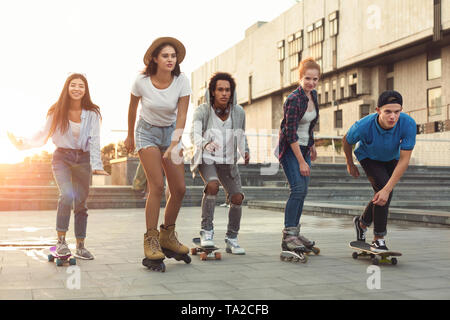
345, 113, 417, 162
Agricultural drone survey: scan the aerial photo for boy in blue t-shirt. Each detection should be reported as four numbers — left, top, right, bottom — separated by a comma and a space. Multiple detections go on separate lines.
343, 90, 416, 252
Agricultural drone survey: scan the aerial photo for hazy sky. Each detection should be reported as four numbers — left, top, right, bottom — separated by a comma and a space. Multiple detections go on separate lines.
0, 0, 297, 163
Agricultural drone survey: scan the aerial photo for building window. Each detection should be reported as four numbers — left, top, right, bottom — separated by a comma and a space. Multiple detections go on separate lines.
277, 40, 285, 61
332, 80, 337, 101
288, 31, 303, 84
324, 82, 329, 103
428, 87, 442, 116
277, 40, 285, 74
329, 11, 339, 69
386, 77, 394, 91
317, 85, 322, 104
360, 104, 371, 119
329, 11, 339, 36
334, 110, 343, 128
340, 77, 345, 99
349, 73, 357, 97
307, 19, 324, 68
427, 48, 441, 80
248, 75, 253, 105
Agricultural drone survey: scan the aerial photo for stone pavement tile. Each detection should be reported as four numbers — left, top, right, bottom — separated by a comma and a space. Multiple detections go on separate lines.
213, 287, 290, 300
282, 283, 359, 299
0, 289, 33, 300
400, 288, 450, 300
141, 292, 221, 300
0, 273, 31, 282
163, 280, 236, 295
0, 279, 65, 290
394, 277, 450, 290
339, 280, 416, 293
180, 271, 246, 283
32, 287, 106, 300
191, 263, 256, 274
335, 291, 415, 300
124, 274, 188, 287
101, 284, 172, 298
0, 265, 32, 275
224, 277, 293, 290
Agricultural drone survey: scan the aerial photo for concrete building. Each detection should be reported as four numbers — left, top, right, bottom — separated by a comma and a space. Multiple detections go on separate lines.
191, 0, 450, 165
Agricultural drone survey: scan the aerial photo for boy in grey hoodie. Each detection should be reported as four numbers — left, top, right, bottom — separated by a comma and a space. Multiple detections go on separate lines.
190, 72, 250, 254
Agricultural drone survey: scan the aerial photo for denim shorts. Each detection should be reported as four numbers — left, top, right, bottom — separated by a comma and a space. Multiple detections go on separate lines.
135, 118, 175, 153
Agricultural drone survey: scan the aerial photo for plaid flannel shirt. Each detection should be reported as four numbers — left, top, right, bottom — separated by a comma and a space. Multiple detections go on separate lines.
276, 86, 319, 160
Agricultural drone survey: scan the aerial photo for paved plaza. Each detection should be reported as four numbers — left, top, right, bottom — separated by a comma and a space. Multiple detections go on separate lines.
0, 206, 449, 300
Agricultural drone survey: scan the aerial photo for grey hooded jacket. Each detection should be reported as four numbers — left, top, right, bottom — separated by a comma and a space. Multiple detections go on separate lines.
189, 90, 250, 174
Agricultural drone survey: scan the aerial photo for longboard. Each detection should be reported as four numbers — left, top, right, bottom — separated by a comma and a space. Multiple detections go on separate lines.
48, 246, 76, 267
349, 241, 402, 265
191, 237, 221, 261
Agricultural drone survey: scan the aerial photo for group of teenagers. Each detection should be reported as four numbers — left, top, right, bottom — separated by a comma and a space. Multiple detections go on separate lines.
8, 36, 417, 265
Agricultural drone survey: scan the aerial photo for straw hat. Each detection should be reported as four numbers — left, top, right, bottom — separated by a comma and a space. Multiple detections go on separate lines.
143, 37, 186, 66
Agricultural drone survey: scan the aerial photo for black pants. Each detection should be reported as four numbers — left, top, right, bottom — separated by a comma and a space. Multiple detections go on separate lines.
359, 158, 398, 237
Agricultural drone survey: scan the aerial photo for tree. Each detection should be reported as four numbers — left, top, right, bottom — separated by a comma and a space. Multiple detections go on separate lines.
101, 141, 136, 174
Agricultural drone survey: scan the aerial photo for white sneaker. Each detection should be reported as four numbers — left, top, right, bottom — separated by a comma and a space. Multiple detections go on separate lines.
200, 229, 215, 247
225, 236, 245, 255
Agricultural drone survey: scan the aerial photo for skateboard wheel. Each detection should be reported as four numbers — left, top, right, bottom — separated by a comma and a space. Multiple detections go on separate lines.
48, 254, 54, 262
191, 248, 197, 255
352, 252, 358, 260
391, 258, 398, 265
215, 252, 222, 260
372, 258, 379, 265
200, 252, 207, 261
69, 258, 76, 266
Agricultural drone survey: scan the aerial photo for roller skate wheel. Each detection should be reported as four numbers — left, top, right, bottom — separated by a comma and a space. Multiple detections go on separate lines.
191, 248, 197, 255
183, 255, 192, 264
312, 247, 320, 255
215, 252, 222, 260
48, 254, 54, 262
56, 259, 63, 267
69, 258, 76, 266
200, 252, 208, 261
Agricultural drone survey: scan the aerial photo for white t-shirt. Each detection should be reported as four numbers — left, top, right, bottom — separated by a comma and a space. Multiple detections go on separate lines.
131, 73, 191, 127
203, 108, 234, 164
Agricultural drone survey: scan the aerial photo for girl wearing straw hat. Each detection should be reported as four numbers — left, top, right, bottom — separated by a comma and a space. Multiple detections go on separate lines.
125, 37, 191, 272
8, 73, 108, 260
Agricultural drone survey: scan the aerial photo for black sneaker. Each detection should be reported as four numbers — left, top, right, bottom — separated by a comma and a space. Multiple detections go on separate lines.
353, 216, 366, 242
370, 239, 389, 253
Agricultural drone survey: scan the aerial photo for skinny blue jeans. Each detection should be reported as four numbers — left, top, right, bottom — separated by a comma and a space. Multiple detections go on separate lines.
280, 146, 311, 228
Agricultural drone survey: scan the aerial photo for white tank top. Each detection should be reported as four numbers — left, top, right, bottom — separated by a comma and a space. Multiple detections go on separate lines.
69, 120, 81, 142
297, 109, 317, 146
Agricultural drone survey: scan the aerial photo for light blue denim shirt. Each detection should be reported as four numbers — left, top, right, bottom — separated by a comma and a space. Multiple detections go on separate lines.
22, 109, 103, 171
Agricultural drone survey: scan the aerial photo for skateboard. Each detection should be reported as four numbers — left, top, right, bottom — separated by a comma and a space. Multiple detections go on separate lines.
48, 246, 76, 267
349, 241, 402, 265
191, 237, 221, 261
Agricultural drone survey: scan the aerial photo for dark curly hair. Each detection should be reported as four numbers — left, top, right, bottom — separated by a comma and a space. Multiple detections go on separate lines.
208, 72, 236, 104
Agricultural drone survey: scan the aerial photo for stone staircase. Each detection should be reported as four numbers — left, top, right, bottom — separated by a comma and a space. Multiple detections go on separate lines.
0, 163, 449, 214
